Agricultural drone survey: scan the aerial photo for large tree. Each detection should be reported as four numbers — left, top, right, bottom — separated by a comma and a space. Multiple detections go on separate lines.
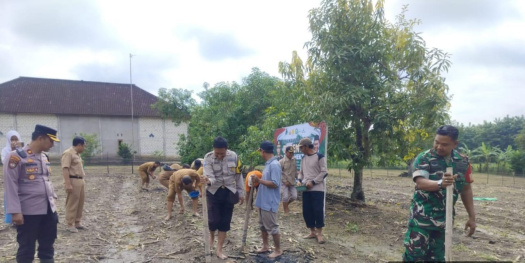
300, 0, 450, 202
176, 68, 282, 164
152, 87, 196, 125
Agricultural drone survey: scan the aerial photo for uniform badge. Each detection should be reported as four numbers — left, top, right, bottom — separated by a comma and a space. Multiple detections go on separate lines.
27, 159, 34, 163
28, 174, 36, 180
26, 167, 38, 173
8, 156, 21, 169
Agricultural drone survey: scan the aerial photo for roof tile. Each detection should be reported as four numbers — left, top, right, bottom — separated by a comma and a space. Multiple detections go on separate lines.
0, 77, 160, 117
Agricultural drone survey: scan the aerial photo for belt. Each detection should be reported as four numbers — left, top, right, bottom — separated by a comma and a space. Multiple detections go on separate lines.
69, 176, 83, 179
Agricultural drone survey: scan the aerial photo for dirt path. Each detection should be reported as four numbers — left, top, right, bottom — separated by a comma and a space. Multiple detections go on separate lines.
1, 166, 525, 262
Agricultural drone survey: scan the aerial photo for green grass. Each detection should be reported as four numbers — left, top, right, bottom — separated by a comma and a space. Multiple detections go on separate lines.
345, 222, 359, 233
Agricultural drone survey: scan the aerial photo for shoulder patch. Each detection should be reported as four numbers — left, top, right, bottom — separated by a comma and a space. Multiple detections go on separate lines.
8, 155, 21, 169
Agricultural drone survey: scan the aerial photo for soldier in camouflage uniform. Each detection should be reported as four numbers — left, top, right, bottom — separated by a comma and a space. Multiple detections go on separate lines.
403, 125, 476, 262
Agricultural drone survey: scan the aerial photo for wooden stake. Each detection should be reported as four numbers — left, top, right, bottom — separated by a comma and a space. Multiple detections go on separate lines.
201, 187, 212, 263
241, 186, 255, 252
445, 167, 454, 262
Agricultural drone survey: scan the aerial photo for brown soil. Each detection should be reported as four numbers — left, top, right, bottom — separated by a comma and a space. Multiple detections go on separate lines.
1, 166, 524, 262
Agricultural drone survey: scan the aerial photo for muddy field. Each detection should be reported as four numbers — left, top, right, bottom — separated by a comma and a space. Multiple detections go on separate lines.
1, 165, 525, 262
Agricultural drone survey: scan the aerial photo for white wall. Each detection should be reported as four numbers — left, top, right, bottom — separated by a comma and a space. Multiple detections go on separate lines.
1, 113, 187, 158
165, 121, 188, 157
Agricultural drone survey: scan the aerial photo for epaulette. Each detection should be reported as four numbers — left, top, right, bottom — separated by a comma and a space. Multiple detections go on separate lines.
204, 152, 214, 158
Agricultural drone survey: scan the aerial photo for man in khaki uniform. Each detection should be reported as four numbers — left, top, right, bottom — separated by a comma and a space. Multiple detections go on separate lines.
61, 136, 87, 233
279, 146, 298, 215
138, 161, 160, 190
165, 169, 202, 220
158, 164, 182, 188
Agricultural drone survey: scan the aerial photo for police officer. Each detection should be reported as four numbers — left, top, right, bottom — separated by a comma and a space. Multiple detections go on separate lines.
3, 124, 60, 263
403, 125, 476, 262
202, 136, 244, 260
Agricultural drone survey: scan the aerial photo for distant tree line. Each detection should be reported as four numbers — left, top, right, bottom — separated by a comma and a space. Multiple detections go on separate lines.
457, 116, 525, 174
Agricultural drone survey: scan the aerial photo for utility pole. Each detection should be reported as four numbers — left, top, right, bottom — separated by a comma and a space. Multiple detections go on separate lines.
130, 53, 135, 174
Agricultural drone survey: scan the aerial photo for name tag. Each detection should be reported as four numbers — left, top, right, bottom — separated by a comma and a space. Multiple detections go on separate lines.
26, 167, 39, 173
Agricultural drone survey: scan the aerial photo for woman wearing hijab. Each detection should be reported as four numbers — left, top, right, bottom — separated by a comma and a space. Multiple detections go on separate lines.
2, 130, 22, 225
1, 130, 22, 164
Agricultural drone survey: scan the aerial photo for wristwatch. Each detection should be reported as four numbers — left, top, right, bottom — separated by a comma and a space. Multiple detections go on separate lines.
437, 179, 443, 189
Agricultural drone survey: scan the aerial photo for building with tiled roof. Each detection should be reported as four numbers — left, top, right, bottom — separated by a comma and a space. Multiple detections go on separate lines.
0, 77, 187, 159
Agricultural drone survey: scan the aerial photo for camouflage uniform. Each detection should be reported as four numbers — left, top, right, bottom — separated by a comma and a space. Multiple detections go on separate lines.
403, 148, 473, 262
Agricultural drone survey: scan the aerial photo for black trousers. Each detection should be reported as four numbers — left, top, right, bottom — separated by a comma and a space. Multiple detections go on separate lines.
207, 187, 235, 232
302, 191, 325, 229
16, 203, 58, 263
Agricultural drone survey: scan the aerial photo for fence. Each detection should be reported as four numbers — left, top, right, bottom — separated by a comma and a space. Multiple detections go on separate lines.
328, 165, 525, 187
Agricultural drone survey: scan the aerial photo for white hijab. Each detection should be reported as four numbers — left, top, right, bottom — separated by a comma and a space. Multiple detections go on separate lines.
1, 130, 21, 165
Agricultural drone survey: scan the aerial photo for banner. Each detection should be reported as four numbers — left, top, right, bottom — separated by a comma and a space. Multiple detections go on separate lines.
273, 122, 327, 169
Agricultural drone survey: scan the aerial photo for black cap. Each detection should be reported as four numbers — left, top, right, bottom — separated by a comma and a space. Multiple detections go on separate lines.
259, 141, 274, 153
182, 175, 192, 185
34, 124, 60, 142
194, 159, 202, 168
285, 146, 294, 153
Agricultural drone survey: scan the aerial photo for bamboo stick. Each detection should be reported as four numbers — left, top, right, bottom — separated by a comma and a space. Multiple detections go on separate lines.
445, 167, 454, 262
241, 186, 255, 252
201, 186, 211, 263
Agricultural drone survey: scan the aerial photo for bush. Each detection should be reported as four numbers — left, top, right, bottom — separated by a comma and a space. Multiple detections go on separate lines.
118, 143, 133, 164
79, 133, 102, 163
510, 150, 525, 175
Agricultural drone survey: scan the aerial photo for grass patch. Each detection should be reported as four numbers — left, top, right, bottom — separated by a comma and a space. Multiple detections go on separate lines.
478, 253, 500, 261
345, 222, 359, 233
453, 243, 470, 252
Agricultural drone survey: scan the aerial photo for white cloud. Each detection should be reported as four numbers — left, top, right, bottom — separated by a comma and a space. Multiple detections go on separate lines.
0, 0, 524, 125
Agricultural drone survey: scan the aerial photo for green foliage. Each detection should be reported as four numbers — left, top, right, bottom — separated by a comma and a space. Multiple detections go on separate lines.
345, 222, 359, 233
79, 133, 102, 162
458, 115, 525, 151
118, 142, 133, 164
515, 127, 525, 151
177, 68, 292, 165
472, 142, 499, 172
510, 150, 525, 175
152, 88, 196, 125
292, 0, 450, 201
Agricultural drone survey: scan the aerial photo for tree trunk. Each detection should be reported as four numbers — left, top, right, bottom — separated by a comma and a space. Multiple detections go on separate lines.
351, 167, 365, 202
350, 121, 367, 202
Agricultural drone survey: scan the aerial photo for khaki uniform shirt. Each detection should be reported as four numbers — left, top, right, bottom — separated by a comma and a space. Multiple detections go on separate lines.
279, 156, 297, 185
166, 169, 200, 202
159, 164, 183, 182
61, 147, 85, 177
196, 166, 203, 176
203, 150, 244, 198
138, 162, 158, 174
3, 146, 58, 215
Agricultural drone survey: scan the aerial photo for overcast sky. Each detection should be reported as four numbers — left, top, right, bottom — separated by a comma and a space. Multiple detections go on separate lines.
1, 0, 523, 125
